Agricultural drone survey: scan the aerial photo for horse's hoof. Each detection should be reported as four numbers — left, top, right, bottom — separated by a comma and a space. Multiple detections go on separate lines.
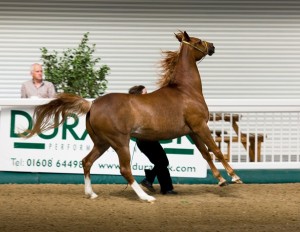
232, 176, 243, 184
218, 180, 229, 187
89, 193, 98, 199
147, 196, 156, 203
232, 179, 243, 184
140, 195, 156, 203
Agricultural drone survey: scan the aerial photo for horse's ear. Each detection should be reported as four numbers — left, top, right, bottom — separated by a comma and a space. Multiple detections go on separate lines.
183, 31, 191, 42
175, 31, 183, 42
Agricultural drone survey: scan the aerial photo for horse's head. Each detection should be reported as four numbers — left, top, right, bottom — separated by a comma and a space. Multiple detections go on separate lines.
175, 31, 215, 60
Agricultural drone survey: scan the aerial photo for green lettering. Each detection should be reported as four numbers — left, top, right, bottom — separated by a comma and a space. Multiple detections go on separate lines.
62, 114, 80, 140
159, 139, 173, 144
186, 135, 194, 144
79, 130, 88, 140
176, 135, 194, 144
38, 128, 58, 139
10, 110, 32, 137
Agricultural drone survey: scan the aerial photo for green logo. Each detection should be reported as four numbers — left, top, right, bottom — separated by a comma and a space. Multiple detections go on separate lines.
10, 110, 88, 140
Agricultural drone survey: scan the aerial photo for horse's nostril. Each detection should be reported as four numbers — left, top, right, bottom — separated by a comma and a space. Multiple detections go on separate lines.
208, 47, 215, 56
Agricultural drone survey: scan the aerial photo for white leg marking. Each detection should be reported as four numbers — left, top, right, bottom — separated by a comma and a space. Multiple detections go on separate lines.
232, 175, 243, 184
84, 176, 98, 199
131, 180, 156, 202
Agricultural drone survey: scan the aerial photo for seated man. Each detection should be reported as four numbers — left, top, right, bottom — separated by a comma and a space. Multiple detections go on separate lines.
21, 63, 56, 98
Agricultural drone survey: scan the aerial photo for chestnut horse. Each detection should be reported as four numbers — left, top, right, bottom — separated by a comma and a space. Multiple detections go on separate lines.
23, 31, 242, 202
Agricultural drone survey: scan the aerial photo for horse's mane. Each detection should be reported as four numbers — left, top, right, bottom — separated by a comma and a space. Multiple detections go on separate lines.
157, 50, 179, 88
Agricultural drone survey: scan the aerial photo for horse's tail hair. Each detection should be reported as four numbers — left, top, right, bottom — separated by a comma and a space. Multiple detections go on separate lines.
21, 93, 92, 138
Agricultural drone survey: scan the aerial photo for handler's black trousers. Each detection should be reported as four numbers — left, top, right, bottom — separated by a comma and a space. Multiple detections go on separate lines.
136, 139, 173, 192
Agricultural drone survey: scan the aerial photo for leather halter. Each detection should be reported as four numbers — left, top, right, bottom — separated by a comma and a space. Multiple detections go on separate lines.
182, 40, 208, 56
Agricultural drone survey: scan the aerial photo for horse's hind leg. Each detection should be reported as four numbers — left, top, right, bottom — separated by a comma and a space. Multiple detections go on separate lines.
82, 144, 109, 199
115, 145, 156, 202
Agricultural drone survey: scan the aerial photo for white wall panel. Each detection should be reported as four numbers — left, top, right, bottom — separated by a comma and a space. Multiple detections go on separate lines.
0, 0, 300, 99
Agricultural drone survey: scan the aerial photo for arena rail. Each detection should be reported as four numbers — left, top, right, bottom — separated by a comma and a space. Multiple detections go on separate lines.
207, 99, 300, 170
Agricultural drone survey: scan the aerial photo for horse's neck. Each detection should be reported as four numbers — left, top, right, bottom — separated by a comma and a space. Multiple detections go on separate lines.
175, 52, 203, 93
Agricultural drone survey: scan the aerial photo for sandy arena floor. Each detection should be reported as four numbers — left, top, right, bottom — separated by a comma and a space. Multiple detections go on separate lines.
0, 183, 299, 232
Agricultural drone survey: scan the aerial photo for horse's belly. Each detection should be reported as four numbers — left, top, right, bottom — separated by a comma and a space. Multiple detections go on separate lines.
132, 123, 190, 140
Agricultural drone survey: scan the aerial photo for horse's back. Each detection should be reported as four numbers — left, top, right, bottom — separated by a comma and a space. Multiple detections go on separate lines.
88, 91, 188, 140
91, 93, 133, 119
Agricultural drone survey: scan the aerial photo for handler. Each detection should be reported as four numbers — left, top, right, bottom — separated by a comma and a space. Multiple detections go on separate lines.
129, 85, 177, 195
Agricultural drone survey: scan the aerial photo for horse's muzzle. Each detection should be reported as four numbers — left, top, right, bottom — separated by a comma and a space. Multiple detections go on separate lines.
208, 45, 215, 56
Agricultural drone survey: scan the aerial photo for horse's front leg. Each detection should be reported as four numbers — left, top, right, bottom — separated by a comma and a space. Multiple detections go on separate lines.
190, 133, 227, 186
193, 124, 243, 185
116, 146, 156, 203
82, 145, 108, 199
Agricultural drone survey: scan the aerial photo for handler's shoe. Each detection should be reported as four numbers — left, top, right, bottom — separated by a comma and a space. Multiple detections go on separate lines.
140, 179, 156, 192
160, 190, 178, 195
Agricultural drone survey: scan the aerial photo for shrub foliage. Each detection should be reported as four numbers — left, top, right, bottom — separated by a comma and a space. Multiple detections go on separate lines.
41, 32, 110, 98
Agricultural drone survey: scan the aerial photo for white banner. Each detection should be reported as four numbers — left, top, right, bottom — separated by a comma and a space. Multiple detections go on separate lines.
0, 107, 207, 178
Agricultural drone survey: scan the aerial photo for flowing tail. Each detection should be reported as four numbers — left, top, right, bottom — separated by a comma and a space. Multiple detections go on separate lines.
22, 93, 92, 138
